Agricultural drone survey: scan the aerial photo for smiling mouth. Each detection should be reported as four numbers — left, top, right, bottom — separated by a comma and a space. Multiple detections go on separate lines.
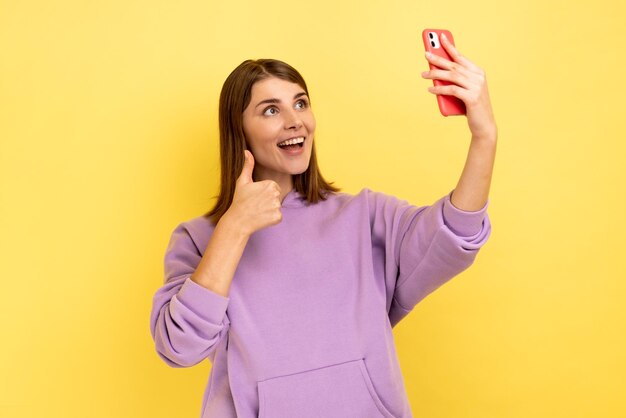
277, 136, 305, 150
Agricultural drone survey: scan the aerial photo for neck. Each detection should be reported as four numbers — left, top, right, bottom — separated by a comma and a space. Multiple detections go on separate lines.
278, 179, 294, 203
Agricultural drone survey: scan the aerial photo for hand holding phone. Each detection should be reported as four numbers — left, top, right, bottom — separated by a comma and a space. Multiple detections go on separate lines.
422, 29, 467, 117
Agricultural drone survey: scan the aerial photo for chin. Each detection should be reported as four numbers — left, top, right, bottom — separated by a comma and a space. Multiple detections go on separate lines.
287, 165, 310, 176
292, 157, 312, 175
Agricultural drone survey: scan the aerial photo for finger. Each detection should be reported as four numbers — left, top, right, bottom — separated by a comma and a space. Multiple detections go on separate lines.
423, 67, 485, 90
425, 51, 456, 71
439, 33, 462, 62
427, 84, 470, 103
237, 150, 255, 185
425, 52, 472, 80
421, 68, 472, 89
439, 33, 482, 74
425, 51, 481, 82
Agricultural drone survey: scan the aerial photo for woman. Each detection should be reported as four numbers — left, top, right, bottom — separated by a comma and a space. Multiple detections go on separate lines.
150, 34, 496, 418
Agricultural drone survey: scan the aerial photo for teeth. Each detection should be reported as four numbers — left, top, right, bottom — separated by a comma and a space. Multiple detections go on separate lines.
277, 136, 305, 147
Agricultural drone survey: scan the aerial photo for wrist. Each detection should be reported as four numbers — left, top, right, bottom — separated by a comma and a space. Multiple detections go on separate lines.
471, 132, 497, 148
471, 123, 497, 143
219, 210, 252, 239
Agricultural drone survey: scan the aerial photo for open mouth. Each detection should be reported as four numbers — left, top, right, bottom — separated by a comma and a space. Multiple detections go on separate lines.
277, 136, 305, 150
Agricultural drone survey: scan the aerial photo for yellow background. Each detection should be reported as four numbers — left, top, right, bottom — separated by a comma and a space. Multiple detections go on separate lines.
1, 0, 625, 417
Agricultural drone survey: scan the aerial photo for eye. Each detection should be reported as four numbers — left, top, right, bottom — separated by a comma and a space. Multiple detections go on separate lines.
263, 107, 278, 116
295, 99, 308, 110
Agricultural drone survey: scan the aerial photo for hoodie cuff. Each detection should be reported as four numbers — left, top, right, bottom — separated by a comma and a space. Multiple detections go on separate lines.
442, 190, 489, 238
175, 277, 230, 325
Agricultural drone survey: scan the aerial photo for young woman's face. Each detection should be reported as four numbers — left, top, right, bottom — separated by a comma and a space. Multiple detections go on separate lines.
242, 76, 315, 186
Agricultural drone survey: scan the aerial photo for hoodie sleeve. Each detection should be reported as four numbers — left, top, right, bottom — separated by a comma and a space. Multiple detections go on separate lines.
149, 221, 231, 367
366, 189, 491, 328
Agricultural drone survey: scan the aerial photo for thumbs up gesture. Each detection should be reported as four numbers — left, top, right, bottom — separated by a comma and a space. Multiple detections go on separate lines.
226, 150, 283, 236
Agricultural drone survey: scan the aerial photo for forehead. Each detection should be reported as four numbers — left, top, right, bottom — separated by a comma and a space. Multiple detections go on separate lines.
250, 77, 305, 99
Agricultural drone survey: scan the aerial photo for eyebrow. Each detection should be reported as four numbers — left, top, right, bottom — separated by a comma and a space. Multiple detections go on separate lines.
255, 92, 308, 108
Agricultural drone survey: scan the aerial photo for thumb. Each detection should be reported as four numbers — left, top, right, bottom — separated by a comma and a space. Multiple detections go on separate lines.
237, 150, 255, 185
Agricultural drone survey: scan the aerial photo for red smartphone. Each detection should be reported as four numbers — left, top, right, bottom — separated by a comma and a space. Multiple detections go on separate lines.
422, 28, 466, 116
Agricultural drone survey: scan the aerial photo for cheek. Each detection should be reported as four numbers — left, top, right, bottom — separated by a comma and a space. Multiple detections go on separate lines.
242, 117, 255, 145
305, 114, 316, 134
244, 121, 278, 147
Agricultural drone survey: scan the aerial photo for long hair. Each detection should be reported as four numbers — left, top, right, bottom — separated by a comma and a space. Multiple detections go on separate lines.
205, 59, 340, 224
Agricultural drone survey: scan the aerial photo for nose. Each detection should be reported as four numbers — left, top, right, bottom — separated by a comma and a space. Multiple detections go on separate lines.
284, 108, 303, 130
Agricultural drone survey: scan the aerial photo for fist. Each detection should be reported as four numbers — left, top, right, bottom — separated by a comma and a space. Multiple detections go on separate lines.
227, 150, 283, 235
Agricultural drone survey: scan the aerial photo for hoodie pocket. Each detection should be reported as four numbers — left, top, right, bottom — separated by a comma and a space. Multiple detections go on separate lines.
257, 358, 395, 418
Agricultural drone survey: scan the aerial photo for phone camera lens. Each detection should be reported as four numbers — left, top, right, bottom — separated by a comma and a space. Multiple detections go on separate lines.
429, 33, 434, 39
430, 41, 435, 47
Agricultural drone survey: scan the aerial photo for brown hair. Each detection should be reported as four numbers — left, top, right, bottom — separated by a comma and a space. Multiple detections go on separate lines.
205, 59, 340, 224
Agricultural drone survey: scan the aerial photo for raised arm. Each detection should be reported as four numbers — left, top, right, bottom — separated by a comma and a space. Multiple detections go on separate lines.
421, 31, 497, 211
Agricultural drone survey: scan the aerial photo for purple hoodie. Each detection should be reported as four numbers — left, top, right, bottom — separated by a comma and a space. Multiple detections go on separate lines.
150, 188, 491, 417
